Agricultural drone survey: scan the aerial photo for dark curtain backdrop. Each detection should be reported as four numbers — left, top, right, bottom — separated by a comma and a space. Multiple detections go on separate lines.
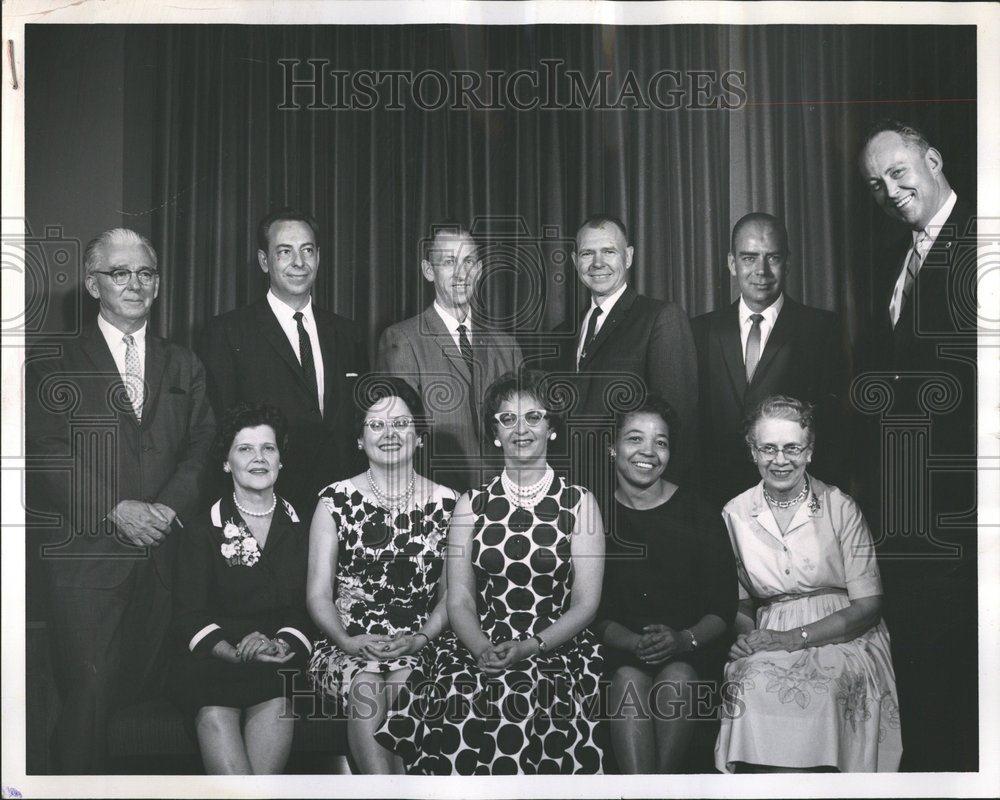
123, 24, 976, 361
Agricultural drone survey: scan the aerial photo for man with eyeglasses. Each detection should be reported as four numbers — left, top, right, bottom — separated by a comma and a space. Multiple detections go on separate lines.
26, 227, 215, 772
376, 221, 522, 492
691, 212, 846, 508
199, 208, 367, 518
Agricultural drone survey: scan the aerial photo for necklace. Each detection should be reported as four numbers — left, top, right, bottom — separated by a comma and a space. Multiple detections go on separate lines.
764, 477, 809, 509
501, 465, 554, 508
367, 468, 416, 514
233, 492, 276, 517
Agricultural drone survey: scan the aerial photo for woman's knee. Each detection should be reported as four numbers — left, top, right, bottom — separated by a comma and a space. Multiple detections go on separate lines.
347, 672, 388, 725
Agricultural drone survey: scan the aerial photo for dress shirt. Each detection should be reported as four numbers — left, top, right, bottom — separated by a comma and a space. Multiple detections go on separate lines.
889, 190, 958, 326
267, 290, 325, 414
738, 293, 784, 363
576, 281, 629, 366
97, 313, 146, 386
433, 301, 474, 350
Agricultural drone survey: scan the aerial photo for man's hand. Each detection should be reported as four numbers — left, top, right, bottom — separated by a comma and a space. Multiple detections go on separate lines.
109, 500, 171, 547
151, 502, 178, 527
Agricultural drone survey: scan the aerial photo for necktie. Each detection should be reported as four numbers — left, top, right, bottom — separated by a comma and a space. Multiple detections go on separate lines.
745, 313, 764, 382
894, 232, 927, 327
457, 324, 474, 375
293, 311, 319, 408
122, 333, 143, 421
579, 306, 603, 366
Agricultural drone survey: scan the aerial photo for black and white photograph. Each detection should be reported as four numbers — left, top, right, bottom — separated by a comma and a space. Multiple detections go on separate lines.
2, 1, 997, 797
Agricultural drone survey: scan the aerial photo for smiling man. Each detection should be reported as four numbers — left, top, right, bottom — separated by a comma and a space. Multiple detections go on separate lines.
691, 213, 845, 507
376, 221, 522, 491
565, 214, 698, 484
856, 119, 978, 772
199, 208, 367, 518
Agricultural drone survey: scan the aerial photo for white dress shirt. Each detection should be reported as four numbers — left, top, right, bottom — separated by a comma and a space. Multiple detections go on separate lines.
433, 301, 474, 350
97, 313, 146, 386
738, 293, 784, 363
889, 190, 957, 326
577, 281, 629, 367
267, 290, 325, 414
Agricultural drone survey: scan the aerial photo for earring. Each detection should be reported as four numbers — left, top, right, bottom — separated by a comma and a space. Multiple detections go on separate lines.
416, 440, 424, 448
549, 431, 556, 440
278, 463, 283, 469
223, 464, 231, 473
494, 439, 501, 448
357, 442, 363, 450
608, 448, 616, 459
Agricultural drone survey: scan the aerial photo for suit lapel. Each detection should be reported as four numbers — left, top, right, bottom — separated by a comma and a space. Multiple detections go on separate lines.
717, 302, 747, 402
423, 308, 473, 386
255, 300, 313, 399
140, 335, 167, 427
578, 285, 636, 370
748, 298, 795, 390
80, 323, 140, 426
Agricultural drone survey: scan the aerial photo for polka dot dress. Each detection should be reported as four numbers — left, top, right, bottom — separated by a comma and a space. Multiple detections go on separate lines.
307, 480, 455, 708
374, 474, 605, 775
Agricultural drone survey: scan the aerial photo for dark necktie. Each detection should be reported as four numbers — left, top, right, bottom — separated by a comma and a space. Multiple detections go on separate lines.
293, 311, 319, 408
457, 323, 474, 375
745, 313, 764, 382
579, 306, 603, 366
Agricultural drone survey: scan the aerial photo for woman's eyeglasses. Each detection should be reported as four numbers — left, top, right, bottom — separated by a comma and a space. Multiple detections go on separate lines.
753, 443, 809, 459
362, 417, 414, 433
493, 410, 547, 429
92, 268, 159, 286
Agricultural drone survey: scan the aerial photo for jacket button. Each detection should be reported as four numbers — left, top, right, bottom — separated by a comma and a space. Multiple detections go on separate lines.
784, 569, 790, 575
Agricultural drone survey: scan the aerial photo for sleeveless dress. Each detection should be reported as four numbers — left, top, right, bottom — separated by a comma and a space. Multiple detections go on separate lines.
374, 474, 605, 775
715, 478, 902, 772
307, 479, 456, 708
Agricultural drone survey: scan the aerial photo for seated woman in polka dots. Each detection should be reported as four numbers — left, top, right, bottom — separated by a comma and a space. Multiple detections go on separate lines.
306, 376, 457, 774
375, 369, 607, 774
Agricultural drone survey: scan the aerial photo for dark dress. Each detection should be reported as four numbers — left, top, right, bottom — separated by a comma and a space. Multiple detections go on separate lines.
169, 495, 312, 716
598, 487, 738, 680
374, 474, 605, 775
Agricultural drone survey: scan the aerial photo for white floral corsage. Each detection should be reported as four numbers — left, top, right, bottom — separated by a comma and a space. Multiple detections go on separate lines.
220, 519, 260, 567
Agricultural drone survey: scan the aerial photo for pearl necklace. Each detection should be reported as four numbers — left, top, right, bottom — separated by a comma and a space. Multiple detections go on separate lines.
367, 468, 416, 514
501, 465, 554, 508
233, 492, 276, 517
764, 477, 809, 509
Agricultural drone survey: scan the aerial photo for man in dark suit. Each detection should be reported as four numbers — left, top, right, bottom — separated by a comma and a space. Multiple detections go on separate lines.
557, 214, 698, 494
692, 213, 846, 507
200, 209, 367, 518
857, 119, 978, 771
27, 228, 215, 773
376, 222, 522, 491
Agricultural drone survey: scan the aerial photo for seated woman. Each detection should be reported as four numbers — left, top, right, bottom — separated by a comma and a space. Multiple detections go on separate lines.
715, 395, 901, 773
596, 396, 737, 773
306, 376, 456, 774
170, 402, 312, 774
375, 369, 606, 775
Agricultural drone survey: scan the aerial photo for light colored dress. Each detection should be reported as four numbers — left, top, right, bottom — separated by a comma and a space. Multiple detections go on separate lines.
714, 477, 902, 773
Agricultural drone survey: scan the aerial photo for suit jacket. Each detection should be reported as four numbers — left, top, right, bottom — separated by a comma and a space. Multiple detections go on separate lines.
199, 297, 368, 517
692, 296, 846, 507
376, 307, 523, 491
26, 321, 216, 589
545, 285, 698, 483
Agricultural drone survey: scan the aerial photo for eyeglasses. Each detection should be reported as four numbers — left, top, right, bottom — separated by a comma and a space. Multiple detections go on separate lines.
753, 443, 810, 459
362, 416, 414, 433
92, 268, 159, 286
493, 410, 547, 429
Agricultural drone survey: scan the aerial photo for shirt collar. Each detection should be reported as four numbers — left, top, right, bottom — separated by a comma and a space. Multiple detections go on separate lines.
97, 312, 147, 346
738, 292, 784, 327
267, 289, 313, 324
916, 190, 957, 248
433, 300, 473, 334
590, 281, 629, 315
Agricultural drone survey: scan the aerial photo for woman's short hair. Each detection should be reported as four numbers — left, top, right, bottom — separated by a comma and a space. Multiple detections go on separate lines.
483, 369, 564, 439
743, 394, 816, 448
614, 394, 680, 449
353, 373, 428, 438
214, 401, 289, 465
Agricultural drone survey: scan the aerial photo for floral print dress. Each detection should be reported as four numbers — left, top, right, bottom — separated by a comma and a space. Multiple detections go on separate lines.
715, 477, 902, 772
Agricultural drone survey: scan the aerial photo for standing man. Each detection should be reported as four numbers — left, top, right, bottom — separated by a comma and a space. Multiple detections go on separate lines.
692, 213, 846, 507
857, 119, 977, 771
376, 222, 522, 491
27, 228, 215, 773
562, 214, 698, 488
200, 208, 367, 518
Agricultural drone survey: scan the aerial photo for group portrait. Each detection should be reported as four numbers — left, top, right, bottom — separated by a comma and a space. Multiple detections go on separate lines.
4, 2, 996, 796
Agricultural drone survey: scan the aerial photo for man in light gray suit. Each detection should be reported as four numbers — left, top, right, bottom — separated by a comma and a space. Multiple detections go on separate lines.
376, 222, 522, 491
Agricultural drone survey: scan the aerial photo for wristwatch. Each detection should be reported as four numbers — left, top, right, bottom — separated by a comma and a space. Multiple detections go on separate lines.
683, 629, 698, 650
532, 634, 548, 653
